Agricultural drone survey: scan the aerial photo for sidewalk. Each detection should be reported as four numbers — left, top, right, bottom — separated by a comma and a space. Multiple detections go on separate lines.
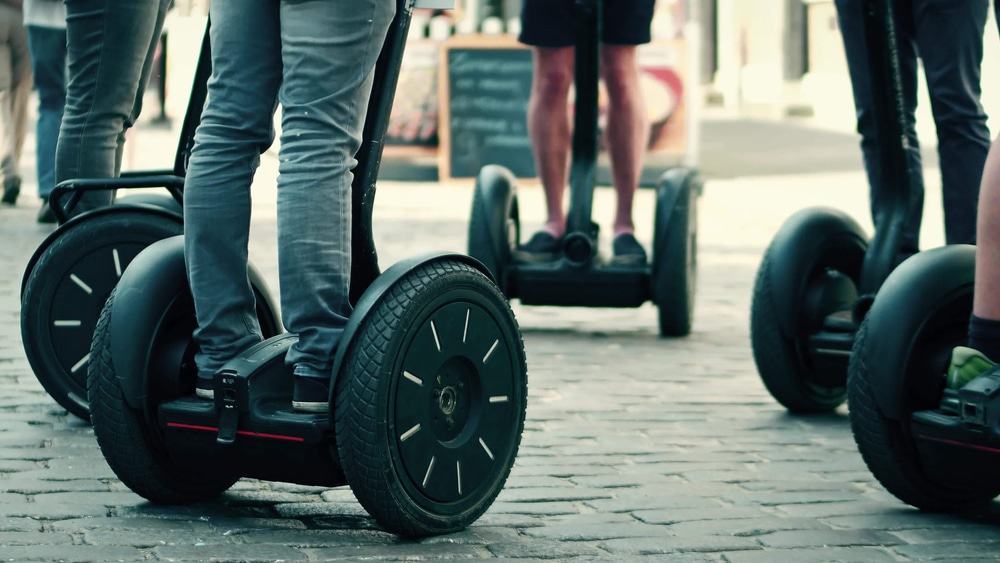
0, 117, 995, 561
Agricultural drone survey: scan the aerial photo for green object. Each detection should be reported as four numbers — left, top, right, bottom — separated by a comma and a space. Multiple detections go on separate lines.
946, 346, 996, 389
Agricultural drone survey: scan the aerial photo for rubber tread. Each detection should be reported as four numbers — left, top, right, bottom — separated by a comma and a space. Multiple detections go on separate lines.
847, 319, 1000, 510
335, 259, 526, 537
750, 245, 846, 412
88, 287, 239, 504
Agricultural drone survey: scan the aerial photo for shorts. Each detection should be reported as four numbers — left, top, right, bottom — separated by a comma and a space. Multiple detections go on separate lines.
519, 0, 655, 48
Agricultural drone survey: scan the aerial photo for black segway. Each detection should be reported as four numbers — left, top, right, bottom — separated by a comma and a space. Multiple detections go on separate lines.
19, 28, 284, 421
844, 3, 999, 512
87, 0, 527, 538
749, 0, 918, 412
467, 0, 701, 337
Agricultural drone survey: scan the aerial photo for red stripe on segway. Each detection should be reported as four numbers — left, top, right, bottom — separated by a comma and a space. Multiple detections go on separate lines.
166, 422, 305, 443
918, 435, 1000, 455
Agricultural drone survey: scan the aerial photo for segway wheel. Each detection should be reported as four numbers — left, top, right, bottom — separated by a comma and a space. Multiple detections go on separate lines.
89, 288, 239, 504
750, 208, 868, 413
115, 193, 182, 215
21, 211, 182, 420
848, 248, 1000, 510
468, 165, 519, 292
335, 259, 527, 537
652, 169, 699, 337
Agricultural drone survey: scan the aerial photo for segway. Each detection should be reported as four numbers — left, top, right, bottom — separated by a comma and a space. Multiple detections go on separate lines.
87, 0, 527, 538
845, 2, 1000, 512
749, 0, 918, 412
19, 26, 282, 421
467, 0, 701, 337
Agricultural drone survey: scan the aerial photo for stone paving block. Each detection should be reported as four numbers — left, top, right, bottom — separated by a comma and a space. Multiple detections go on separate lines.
722, 546, 899, 563
0, 531, 73, 545
600, 535, 762, 555
892, 541, 1000, 560
0, 544, 144, 562
486, 538, 605, 559
302, 543, 494, 560
667, 517, 833, 537
632, 506, 771, 525
523, 522, 669, 541
757, 529, 901, 549
153, 543, 307, 562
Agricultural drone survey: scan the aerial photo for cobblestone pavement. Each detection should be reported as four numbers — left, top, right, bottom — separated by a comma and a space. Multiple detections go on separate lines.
1, 129, 999, 561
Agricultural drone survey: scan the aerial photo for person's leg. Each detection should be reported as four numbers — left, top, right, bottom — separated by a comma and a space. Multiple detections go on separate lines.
601, 45, 647, 238
835, 0, 923, 257
277, 0, 395, 411
912, 0, 989, 246
0, 9, 16, 205
527, 47, 574, 238
26, 26, 67, 202
184, 0, 282, 395
56, 0, 168, 214
9, 18, 31, 190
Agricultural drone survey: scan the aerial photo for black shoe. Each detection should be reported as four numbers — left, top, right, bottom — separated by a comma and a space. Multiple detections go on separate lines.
612, 233, 647, 266
293, 374, 330, 413
195, 375, 214, 400
1, 176, 20, 205
36, 200, 56, 224
513, 231, 562, 263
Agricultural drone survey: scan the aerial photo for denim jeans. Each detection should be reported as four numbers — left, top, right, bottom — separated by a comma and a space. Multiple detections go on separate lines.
56, 0, 168, 213
0, 4, 30, 189
184, 0, 395, 380
26, 25, 66, 199
836, 0, 990, 250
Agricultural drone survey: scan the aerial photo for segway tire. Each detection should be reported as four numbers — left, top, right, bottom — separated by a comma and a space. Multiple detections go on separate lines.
115, 193, 182, 215
89, 288, 239, 504
21, 211, 182, 420
849, 320, 1000, 510
335, 259, 526, 537
652, 169, 699, 337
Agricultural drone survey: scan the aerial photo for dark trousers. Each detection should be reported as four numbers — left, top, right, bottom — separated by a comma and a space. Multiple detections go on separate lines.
56, 0, 169, 214
26, 25, 66, 199
835, 0, 990, 250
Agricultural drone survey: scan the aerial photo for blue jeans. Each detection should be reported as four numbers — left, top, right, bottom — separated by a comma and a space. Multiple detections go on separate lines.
56, 0, 168, 213
836, 0, 990, 250
26, 25, 66, 199
184, 0, 395, 380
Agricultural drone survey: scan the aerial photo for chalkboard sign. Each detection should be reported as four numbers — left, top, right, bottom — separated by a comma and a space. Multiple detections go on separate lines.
439, 37, 535, 181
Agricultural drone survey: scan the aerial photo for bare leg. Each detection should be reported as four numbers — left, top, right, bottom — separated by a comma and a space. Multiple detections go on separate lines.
527, 47, 574, 238
973, 138, 1000, 319
602, 44, 648, 236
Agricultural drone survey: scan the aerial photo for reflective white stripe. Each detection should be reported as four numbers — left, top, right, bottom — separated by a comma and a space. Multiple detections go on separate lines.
53, 320, 82, 327
400, 423, 421, 442
70, 274, 93, 295
402, 371, 423, 386
462, 309, 470, 343
422, 456, 436, 488
430, 321, 441, 352
482, 339, 499, 364
70, 353, 90, 373
479, 437, 495, 461
456, 461, 463, 495
112, 249, 123, 278
489, 395, 509, 404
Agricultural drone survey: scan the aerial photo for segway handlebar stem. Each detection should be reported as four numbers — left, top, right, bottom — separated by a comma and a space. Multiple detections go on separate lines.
565, 0, 602, 243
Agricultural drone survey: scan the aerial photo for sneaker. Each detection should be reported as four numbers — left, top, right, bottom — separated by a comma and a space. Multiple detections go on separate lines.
37, 200, 56, 224
513, 231, 562, 263
611, 233, 647, 266
946, 346, 996, 389
1, 176, 20, 206
292, 374, 330, 413
195, 376, 214, 400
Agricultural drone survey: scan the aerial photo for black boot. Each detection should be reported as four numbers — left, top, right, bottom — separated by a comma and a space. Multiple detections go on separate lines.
1, 176, 20, 205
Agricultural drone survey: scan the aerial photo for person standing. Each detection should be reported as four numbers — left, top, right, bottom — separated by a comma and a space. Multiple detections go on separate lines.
515, 0, 655, 265
0, 0, 30, 207
55, 0, 170, 216
835, 0, 991, 257
23, 0, 65, 222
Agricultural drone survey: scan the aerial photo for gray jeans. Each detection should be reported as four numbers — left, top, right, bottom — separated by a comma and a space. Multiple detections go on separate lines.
56, 0, 169, 213
184, 0, 395, 380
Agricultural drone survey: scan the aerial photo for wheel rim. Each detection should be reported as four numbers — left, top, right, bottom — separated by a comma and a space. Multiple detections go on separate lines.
390, 297, 520, 511
48, 242, 151, 394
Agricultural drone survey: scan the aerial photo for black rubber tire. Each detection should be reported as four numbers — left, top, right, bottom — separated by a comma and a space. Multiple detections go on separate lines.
88, 287, 239, 504
653, 171, 698, 337
335, 260, 526, 538
114, 193, 182, 215
21, 211, 182, 420
468, 166, 518, 292
848, 320, 1000, 510
750, 245, 850, 413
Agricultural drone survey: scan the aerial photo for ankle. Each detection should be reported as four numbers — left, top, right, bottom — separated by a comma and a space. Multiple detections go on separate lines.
613, 224, 635, 238
542, 221, 565, 238
968, 314, 1000, 362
